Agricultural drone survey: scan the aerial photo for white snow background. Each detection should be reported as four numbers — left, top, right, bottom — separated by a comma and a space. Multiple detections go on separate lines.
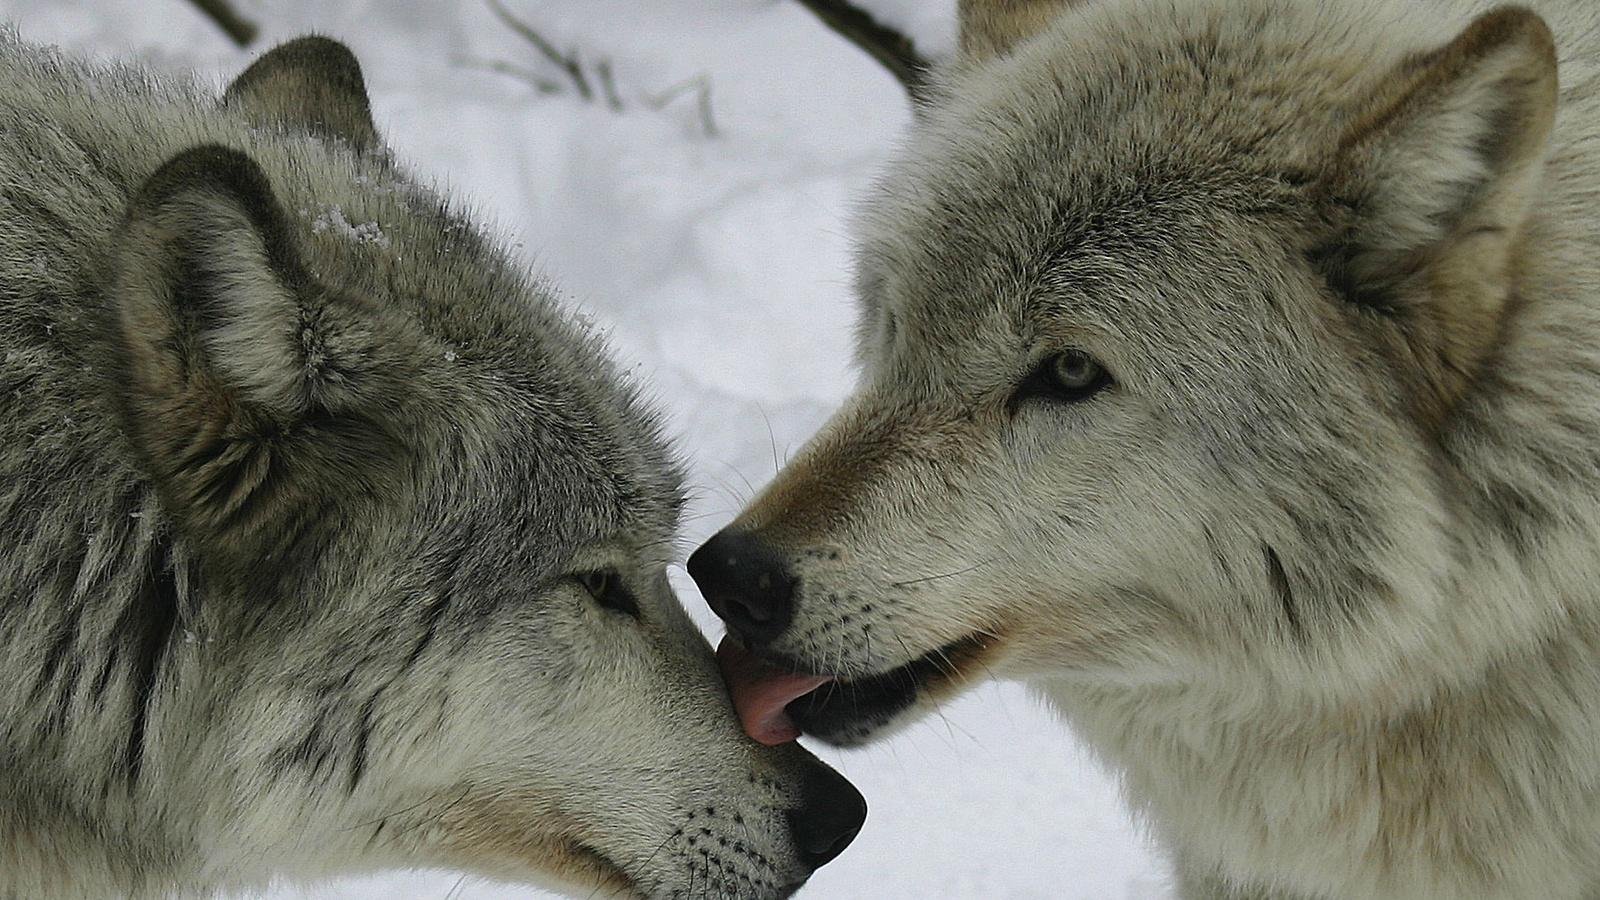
5, 1, 1174, 897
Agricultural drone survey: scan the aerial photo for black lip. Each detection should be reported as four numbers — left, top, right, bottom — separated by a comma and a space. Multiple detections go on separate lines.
785, 635, 989, 744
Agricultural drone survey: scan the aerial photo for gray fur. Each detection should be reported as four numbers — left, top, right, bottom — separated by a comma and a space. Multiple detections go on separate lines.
714, 0, 1600, 896
0, 32, 849, 899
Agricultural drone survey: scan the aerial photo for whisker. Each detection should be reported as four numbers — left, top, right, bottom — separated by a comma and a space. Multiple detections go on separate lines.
891, 559, 995, 588
898, 635, 976, 748
346, 783, 469, 833
398, 785, 472, 839
757, 405, 781, 478
716, 461, 758, 500
621, 830, 678, 893
706, 473, 748, 509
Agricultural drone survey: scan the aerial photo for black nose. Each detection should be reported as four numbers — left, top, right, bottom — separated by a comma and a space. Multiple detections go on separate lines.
786, 762, 868, 870
687, 529, 796, 645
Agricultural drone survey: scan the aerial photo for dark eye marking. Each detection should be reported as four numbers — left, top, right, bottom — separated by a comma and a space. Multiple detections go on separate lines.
1011, 349, 1114, 409
576, 569, 641, 619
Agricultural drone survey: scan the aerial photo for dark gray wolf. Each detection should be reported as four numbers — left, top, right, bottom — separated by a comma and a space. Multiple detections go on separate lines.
0, 32, 863, 899
695, 0, 1600, 895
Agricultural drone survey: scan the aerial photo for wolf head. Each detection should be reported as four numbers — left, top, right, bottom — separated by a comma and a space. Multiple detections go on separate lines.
694, 1, 1561, 745
60, 38, 863, 898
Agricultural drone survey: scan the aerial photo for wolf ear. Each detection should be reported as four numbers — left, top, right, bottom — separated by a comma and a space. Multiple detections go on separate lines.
958, 0, 1072, 64
109, 145, 402, 563
1318, 7, 1557, 420
223, 36, 380, 151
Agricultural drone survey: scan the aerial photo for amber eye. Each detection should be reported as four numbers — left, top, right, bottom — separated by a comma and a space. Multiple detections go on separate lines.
1013, 350, 1112, 407
576, 569, 641, 619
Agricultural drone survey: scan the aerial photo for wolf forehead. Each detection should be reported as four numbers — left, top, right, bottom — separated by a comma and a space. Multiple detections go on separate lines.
852, 0, 1424, 339
262, 158, 688, 549
851, 161, 1317, 414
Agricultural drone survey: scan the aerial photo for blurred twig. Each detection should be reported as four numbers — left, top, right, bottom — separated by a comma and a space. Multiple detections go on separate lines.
456, 57, 564, 94
486, 0, 593, 100
646, 75, 718, 139
186, 0, 258, 47
595, 60, 624, 112
472, 0, 719, 138
794, 0, 929, 104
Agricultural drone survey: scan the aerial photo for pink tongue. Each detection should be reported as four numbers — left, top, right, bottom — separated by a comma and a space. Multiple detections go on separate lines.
717, 637, 833, 746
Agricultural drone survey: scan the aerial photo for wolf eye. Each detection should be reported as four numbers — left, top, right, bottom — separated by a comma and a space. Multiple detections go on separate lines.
1049, 350, 1108, 395
576, 569, 641, 619
1015, 350, 1112, 407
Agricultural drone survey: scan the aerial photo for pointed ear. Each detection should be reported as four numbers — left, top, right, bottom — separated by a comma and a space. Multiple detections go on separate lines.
1316, 7, 1557, 422
109, 145, 404, 564
958, 0, 1072, 64
223, 36, 380, 152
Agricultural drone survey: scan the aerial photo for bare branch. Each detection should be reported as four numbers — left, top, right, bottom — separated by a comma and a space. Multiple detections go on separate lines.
646, 75, 718, 138
595, 60, 625, 112
793, 0, 929, 104
455, 57, 564, 94
475, 3, 719, 139
186, 0, 258, 47
485, 0, 593, 101
696, 80, 718, 139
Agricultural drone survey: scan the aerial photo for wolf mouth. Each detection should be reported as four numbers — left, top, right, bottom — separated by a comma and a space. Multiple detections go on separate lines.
784, 634, 993, 743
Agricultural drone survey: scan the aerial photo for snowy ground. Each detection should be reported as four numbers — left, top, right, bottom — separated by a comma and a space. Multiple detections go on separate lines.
7, 1, 1173, 896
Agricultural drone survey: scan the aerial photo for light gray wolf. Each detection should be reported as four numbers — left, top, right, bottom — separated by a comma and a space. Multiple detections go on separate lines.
692, 0, 1600, 896
0, 32, 864, 899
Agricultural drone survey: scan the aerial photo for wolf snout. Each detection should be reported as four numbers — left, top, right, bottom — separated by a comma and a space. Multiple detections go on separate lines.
787, 759, 868, 871
688, 528, 797, 644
